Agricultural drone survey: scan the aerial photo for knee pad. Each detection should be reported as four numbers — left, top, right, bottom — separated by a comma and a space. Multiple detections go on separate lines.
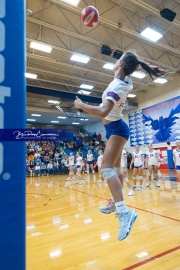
148, 173, 152, 177
102, 168, 116, 181
114, 167, 122, 176
124, 177, 129, 183
133, 176, 136, 180
139, 176, 143, 180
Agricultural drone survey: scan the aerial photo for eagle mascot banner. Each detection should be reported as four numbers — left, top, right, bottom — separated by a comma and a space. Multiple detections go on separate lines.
128, 96, 180, 146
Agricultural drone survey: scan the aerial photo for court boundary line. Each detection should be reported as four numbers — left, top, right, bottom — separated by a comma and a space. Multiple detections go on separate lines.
122, 245, 180, 270
27, 180, 180, 222
57, 182, 180, 222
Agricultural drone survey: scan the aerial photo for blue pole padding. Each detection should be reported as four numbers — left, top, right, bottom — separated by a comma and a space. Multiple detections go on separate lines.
167, 150, 174, 169
0, 0, 26, 269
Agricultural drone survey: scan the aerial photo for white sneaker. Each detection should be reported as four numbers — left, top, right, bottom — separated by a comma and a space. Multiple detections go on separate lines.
100, 199, 115, 214
66, 177, 70, 181
156, 182, 160, 187
97, 180, 103, 183
86, 175, 90, 180
116, 209, 138, 240
127, 189, 134, 196
137, 186, 143, 191
132, 185, 137, 190
146, 182, 151, 187
78, 180, 84, 185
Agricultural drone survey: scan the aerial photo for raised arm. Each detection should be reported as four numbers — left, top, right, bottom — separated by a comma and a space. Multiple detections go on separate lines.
74, 96, 114, 118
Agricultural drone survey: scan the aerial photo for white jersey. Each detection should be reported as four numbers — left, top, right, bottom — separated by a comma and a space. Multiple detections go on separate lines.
146, 150, 159, 166
97, 154, 103, 168
87, 153, 93, 161
102, 76, 133, 121
68, 155, 74, 166
173, 149, 180, 166
121, 149, 127, 168
76, 156, 83, 166
132, 151, 144, 167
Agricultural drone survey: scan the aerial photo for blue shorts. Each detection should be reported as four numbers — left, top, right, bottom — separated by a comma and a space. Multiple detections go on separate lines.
104, 119, 129, 140
176, 165, 180, 171
76, 165, 82, 169
134, 165, 143, 169
87, 161, 93, 165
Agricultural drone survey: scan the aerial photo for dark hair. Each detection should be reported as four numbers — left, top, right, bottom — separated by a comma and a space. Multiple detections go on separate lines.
122, 50, 164, 79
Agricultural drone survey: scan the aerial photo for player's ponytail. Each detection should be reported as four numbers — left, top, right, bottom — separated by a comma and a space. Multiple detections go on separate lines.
138, 60, 164, 79
122, 50, 166, 79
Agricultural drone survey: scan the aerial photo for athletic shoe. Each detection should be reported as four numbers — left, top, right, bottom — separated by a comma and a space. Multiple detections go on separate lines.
66, 177, 70, 181
137, 186, 143, 191
156, 182, 160, 187
85, 175, 90, 180
78, 180, 84, 185
132, 185, 137, 189
100, 199, 115, 214
97, 180, 103, 183
146, 182, 151, 187
116, 209, 138, 241
127, 189, 134, 196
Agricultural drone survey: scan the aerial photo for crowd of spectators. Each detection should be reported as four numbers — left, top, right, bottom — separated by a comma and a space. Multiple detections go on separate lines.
26, 131, 105, 176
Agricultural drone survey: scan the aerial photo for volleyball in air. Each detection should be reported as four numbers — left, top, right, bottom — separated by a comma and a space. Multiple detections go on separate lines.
81, 6, 99, 28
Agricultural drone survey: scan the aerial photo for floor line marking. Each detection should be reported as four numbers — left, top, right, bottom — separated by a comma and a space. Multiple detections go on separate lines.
122, 246, 180, 270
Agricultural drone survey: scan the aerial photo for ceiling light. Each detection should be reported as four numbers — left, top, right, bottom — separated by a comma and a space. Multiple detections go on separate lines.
80, 84, 94, 90
72, 122, 80, 125
140, 27, 163, 42
51, 121, 59, 123
25, 72, 37, 79
85, 119, 88, 121
128, 94, 136, 98
103, 63, 114, 70
48, 100, 59, 104
60, 0, 81, 6
57, 116, 66, 119
30, 41, 52, 53
27, 119, 36, 121
70, 54, 90, 63
154, 78, 167, 84
77, 90, 91, 95
80, 118, 85, 121
132, 71, 146, 79
31, 114, 41, 117
46, 125, 53, 126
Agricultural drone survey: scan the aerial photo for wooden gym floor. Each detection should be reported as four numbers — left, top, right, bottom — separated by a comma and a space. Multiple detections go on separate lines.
27, 170, 180, 270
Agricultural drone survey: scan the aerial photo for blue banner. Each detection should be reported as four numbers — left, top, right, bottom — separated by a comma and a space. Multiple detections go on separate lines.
0, 1, 26, 269
0, 128, 66, 141
128, 96, 180, 146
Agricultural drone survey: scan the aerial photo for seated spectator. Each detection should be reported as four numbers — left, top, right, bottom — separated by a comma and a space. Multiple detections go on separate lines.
34, 150, 41, 159
35, 163, 41, 176
43, 153, 50, 164
97, 132, 102, 141
54, 151, 60, 159
35, 157, 41, 164
40, 162, 47, 176
53, 162, 59, 174
47, 161, 54, 176
28, 153, 34, 162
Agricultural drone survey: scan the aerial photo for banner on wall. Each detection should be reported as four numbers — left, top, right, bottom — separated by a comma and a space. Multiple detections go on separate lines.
128, 96, 180, 147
